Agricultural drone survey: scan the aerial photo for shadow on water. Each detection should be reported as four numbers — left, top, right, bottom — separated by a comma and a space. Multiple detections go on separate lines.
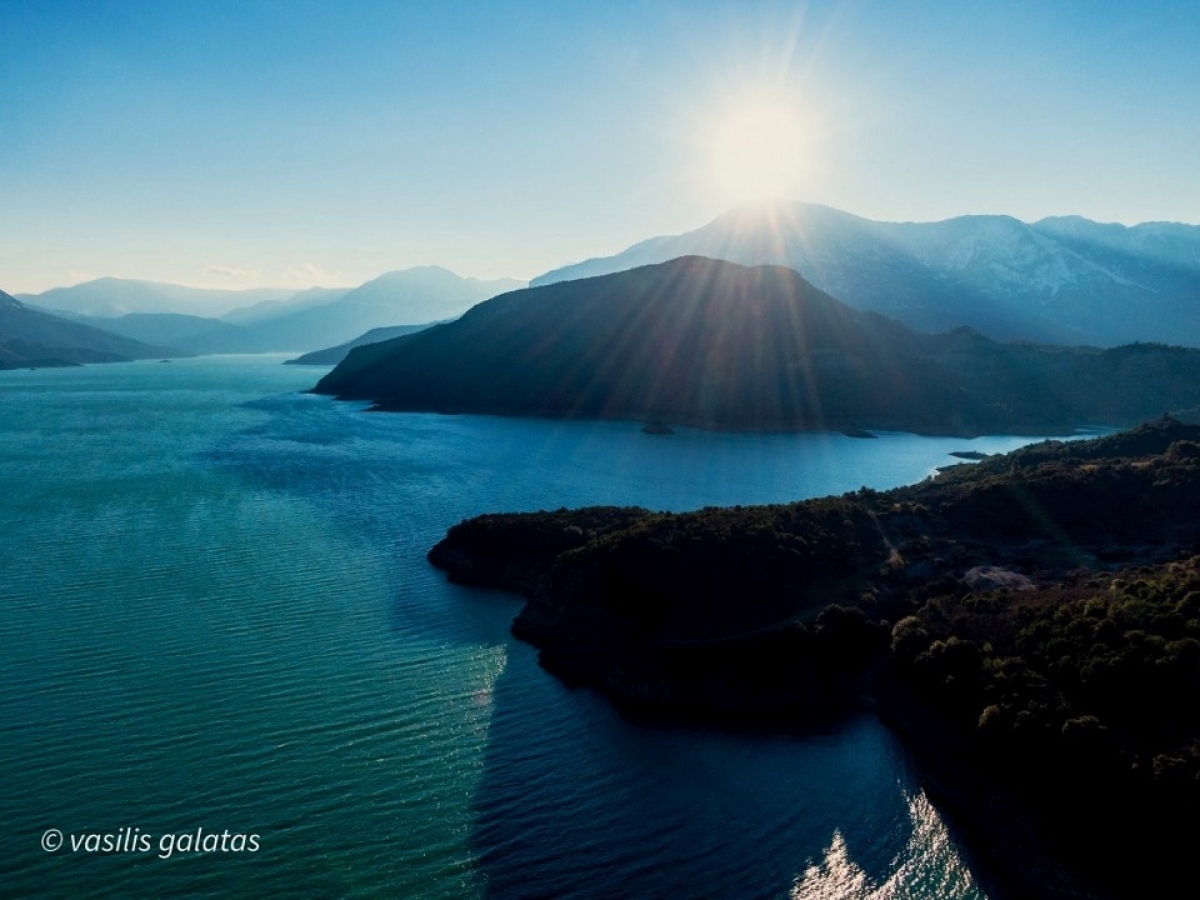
206, 390, 986, 899
470, 658, 918, 900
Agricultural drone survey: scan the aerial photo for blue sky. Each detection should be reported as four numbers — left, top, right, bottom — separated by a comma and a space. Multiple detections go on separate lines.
2, 0, 1198, 294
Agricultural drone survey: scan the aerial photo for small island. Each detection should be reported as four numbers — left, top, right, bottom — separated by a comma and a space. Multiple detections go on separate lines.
429, 417, 1200, 900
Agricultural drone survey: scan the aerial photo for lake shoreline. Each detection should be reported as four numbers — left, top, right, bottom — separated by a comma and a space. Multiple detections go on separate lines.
429, 418, 1200, 899
341, 397, 1091, 440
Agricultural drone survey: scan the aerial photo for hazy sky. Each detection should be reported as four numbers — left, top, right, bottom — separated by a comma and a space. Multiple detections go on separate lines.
3, 0, 1198, 294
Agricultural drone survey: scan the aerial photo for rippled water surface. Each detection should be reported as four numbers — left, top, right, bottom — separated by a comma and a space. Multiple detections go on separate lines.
0, 356, 1041, 898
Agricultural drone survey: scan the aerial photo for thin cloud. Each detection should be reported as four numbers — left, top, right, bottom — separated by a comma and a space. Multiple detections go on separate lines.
282, 263, 337, 287
207, 264, 261, 280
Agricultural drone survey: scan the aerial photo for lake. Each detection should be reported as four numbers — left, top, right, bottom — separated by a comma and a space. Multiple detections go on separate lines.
1, 355, 1054, 898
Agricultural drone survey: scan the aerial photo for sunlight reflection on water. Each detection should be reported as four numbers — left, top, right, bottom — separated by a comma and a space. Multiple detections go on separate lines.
792, 791, 986, 900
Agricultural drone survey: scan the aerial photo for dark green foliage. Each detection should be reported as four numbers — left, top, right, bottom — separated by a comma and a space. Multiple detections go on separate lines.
434, 506, 649, 562
430, 418, 1200, 895
812, 604, 891, 665
891, 557, 1200, 892
894, 416, 1200, 548
911, 635, 986, 714
559, 498, 889, 638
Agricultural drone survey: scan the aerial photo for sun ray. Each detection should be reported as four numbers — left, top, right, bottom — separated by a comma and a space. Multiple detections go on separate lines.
703, 91, 812, 205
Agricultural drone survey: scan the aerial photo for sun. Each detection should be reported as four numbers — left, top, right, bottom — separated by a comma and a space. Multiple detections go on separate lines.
704, 94, 809, 205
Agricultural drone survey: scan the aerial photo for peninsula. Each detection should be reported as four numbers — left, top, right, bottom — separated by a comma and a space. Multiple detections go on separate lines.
429, 417, 1200, 899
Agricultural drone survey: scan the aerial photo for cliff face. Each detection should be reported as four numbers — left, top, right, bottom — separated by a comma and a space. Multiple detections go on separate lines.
429, 418, 1200, 899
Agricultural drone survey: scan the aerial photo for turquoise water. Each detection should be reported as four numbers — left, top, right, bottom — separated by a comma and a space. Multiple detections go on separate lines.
0, 356, 1045, 898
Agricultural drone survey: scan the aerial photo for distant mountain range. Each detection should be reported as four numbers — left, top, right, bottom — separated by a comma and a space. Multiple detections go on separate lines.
236, 267, 521, 352
533, 203, 1200, 347
26, 278, 300, 319
0, 290, 171, 368
314, 257, 1200, 436
11, 202, 1200, 365
20, 267, 525, 355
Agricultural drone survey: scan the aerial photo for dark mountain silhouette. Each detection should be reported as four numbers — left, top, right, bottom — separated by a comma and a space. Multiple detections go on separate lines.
284, 323, 440, 366
0, 290, 174, 368
313, 257, 1200, 436
532, 203, 1200, 347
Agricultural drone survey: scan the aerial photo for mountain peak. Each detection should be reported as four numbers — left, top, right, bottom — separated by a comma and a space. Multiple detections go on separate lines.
373, 265, 459, 280
532, 204, 1200, 347
313, 254, 1200, 436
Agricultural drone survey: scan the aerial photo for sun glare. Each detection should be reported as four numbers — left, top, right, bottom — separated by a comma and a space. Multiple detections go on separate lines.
705, 94, 809, 205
